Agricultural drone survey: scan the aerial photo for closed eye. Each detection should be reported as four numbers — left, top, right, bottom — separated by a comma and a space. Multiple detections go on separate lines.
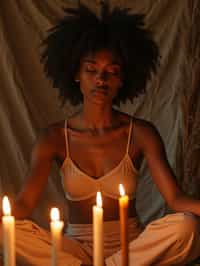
107, 69, 121, 76
83, 63, 122, 77
106, 65, 122, 76
85, 64, 96, 72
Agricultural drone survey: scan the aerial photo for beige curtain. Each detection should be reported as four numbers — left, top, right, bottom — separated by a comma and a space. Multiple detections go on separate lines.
0, 0, 191, 227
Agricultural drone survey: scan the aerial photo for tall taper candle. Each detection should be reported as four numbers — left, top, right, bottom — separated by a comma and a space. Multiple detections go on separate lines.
2, 196, 16, 266
50, 208, 64, 266
119, 184, 129, 266
93, 191, 103, 266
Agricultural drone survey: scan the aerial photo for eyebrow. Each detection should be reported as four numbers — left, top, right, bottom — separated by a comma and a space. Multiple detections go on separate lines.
83, 59, 122, 66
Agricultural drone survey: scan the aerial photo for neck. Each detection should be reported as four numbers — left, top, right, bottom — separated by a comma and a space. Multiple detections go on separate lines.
81, 102, 116, 130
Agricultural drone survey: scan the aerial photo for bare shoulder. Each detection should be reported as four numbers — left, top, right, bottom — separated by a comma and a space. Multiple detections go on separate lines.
133, 118, 165, 152
36, 121, 64, 143
134, 118, 160, 136
115, 112, 158, 136
33, 121, 65, 155
113, 110, 134, 129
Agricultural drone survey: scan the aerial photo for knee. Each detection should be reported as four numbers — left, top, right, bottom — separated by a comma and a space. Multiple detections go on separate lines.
174, 213, 200, 243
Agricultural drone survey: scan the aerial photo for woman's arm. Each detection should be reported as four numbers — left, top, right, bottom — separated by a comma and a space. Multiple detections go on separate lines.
11, 129, 56, 219
137, 121, 200, 216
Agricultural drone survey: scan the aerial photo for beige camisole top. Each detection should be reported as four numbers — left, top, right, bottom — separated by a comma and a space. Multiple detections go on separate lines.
60, 119, 138, 201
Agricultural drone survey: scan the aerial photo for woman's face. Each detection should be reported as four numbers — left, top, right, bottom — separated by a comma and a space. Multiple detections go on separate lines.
76, 49, 123, 105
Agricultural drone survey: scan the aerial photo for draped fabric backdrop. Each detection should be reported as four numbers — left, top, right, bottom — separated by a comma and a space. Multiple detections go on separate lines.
0, 0, 197, 228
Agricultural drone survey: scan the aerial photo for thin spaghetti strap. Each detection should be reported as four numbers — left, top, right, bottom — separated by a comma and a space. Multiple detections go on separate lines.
126, 118, 133, 154
64, 120, 69, 158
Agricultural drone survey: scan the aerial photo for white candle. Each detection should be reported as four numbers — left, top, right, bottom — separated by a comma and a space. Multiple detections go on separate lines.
2, 196, 16, 266
119, 184, 129, 266
50, 207, 64, 266
93, 191, 104, 266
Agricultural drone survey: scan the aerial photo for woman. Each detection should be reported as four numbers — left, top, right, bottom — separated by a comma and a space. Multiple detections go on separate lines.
2, 3, 200, 266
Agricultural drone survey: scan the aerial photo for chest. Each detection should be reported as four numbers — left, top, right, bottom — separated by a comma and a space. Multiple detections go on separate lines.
55, 124, 142, 177
70, 132, 130, 178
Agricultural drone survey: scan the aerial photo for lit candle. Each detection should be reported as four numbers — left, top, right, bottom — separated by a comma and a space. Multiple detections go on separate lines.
50, 207, 64, 266
119, 184, 129, 266
2, 196, 16, 266
93, 191, 104, 266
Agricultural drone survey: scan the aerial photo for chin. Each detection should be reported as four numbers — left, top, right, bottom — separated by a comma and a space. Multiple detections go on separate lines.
91, 98, 112, 106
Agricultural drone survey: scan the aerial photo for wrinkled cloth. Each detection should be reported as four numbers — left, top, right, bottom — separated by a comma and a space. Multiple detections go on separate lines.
1, 213, 199, 265
66, 217, 142, 259
106, 213, 200, 265
0, 220, 83, 266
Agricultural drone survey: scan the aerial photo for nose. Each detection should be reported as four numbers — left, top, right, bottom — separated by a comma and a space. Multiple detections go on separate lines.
96, 71, 107, 86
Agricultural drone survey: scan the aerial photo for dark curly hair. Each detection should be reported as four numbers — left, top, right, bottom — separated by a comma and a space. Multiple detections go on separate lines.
41, 2, 159, 106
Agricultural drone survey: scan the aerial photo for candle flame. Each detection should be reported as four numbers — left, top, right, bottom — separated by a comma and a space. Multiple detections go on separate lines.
50, 207, 60, 222
119, 184, 125, 196
2, 196, 11, 216
96, 191, 102, 207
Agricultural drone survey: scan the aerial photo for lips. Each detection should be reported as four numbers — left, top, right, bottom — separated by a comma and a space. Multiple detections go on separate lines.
93, 86, 108, 95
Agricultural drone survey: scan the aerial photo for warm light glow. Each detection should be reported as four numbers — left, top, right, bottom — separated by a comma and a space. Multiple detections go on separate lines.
50, 208, 60, 222
96, 191, 102, 208
119, 184, 125, 197
2, 196, 11, 216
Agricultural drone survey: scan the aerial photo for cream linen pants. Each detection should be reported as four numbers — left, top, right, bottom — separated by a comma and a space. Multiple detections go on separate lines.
0, 212, 200, 265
